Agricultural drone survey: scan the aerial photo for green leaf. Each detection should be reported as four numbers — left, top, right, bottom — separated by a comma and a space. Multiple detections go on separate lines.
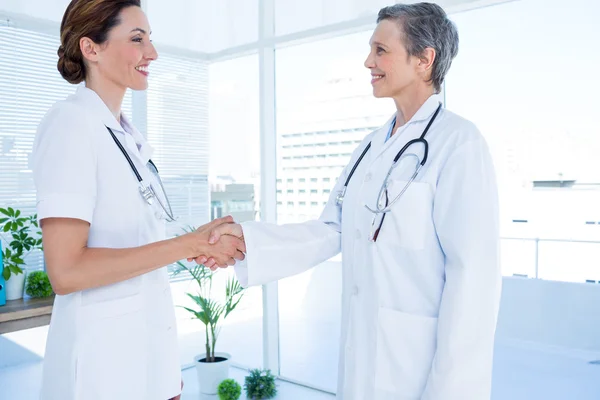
12, 257, 25, 265
15, 210, 21, 218
9, 265, 23, 275
3, 223, 11, 232
0, 208, 9, 216
2, 267, 10, 281
7, 207, 15, 216
0, 217, 8, 224
5, 248, 12, 258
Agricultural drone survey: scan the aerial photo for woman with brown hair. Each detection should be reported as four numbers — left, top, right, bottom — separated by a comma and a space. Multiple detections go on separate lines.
32, 1, 245, 399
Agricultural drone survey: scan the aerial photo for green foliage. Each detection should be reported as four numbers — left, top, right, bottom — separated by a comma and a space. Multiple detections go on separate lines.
25, 270, 54, 298
218, 379, 242, 400
172, 227, 245, 363
244, 369, 277, 399
0, 208, 43, 281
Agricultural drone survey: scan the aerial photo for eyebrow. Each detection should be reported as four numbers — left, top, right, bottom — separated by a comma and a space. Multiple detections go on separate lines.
371, 41, 387, 47
130, 28, 151, 35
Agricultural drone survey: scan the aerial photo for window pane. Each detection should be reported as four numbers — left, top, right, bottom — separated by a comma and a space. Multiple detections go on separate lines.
171, 54, 263, 370
276, 31, 393, 390
446, 0, 600, 282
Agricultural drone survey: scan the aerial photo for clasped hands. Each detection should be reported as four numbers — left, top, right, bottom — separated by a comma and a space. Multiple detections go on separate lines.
184, 216, 245, 271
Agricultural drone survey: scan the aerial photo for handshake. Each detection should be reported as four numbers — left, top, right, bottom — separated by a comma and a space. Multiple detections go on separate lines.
183, 216, 246, 271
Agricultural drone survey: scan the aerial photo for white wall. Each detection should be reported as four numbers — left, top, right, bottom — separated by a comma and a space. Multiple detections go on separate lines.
496, 277, 600, 353
0, 0, 70, 23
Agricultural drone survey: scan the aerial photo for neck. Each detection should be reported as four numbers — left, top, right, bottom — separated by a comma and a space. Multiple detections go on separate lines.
392, 84, 436, 127
85, 77, 126, 122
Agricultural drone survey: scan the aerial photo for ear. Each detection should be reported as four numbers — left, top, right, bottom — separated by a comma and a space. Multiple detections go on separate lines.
80, 37, 99, 63
418, 47, 436, 76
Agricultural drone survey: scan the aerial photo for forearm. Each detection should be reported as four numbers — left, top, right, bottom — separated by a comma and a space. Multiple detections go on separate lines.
235, 220, 341, 287
50, 235, 192, 295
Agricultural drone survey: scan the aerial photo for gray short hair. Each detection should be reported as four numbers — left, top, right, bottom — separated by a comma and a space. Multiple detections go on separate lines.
377, 2, 459, 93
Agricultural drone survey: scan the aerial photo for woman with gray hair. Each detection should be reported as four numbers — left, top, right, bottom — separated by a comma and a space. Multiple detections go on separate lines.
203, 3, 502, 399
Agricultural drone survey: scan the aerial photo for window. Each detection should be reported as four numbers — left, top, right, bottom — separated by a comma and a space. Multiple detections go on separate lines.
311, 189, 318, 194
310, 178, 318, 182
276, 31, 393, 390
146, 53, 208, 239
171, 54, 262, 370
447, 0, 600, 283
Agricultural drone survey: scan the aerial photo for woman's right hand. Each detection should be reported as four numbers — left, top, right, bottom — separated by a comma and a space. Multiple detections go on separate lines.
185, 216, 246, 267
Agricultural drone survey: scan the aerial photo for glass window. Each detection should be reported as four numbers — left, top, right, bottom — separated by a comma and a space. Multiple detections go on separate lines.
171, 54, 262, 370
275, 30, 393, 390
446, 0, 600, 282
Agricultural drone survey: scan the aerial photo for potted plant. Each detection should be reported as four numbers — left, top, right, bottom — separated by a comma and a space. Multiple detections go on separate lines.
25, 270, 54, 298
218, 378, 242, 400
244, 369, 277, 399
172, 244, 245, 395
0, 207, 43, 300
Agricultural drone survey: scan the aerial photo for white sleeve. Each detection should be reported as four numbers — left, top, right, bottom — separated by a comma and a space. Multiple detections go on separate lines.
234, 139, 371, 288
421, 138, 502, 400
32, 103, 97, 224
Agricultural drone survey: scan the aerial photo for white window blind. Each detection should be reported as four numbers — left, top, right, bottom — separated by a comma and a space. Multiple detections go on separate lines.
146, 52, 210, 240
0, 23, 132, 270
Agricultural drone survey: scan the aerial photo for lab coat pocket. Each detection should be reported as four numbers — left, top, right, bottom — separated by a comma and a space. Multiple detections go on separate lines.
378, 180, 431, 250
76, 309, 148, 399
374, 307, 437, 398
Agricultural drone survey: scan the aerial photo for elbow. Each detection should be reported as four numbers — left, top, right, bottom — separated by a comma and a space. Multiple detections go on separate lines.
46, 265, 78, 296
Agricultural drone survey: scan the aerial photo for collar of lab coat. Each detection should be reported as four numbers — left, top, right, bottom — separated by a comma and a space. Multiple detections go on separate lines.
371, 94, 443, 160
75, 85, 154, 165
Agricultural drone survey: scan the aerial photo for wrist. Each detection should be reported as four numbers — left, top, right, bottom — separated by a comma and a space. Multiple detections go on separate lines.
177, 232, 208, 259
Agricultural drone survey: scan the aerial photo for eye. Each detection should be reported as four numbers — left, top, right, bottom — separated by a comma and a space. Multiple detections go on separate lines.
132, 37, 143, 43
376, 46, 385, 54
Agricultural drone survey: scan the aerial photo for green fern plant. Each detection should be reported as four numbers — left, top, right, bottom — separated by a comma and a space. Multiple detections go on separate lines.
244, 369, 277, 399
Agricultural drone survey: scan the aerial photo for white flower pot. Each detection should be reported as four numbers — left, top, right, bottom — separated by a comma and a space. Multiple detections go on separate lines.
5, 271, 25, 301
194, 352, 231, 394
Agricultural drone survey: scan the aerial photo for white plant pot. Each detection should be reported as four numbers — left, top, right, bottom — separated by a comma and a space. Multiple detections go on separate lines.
5, 271, 25, 301
194, 352, 231, 395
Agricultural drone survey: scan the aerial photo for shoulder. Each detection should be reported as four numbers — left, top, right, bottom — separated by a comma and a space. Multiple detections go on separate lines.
35, 94, 97, 148
438, 108, 487, 148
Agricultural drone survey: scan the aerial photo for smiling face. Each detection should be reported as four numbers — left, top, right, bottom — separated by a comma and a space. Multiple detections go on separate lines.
81, 5, 157, 91
364, 19, 424, 99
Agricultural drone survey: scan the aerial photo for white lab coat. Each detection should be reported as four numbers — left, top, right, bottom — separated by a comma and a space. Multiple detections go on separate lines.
32, 86, 181, 400
235, 95, 502, 399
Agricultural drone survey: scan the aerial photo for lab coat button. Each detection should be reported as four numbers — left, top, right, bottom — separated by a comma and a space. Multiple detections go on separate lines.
352, 285, 359, 295
355, 230, 361, 239
364, 173, 372, 182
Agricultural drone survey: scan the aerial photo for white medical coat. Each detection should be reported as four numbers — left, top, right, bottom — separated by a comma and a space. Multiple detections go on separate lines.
32, 86, 181, 400
235, 95, 502, 399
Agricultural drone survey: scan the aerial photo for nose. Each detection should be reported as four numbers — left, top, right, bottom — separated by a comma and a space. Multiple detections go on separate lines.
364, 50, 375, 69
147, 42, 158, 61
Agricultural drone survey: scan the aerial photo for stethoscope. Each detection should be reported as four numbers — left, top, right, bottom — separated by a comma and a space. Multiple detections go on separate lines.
106, 127, 176, 222
335, 102, 442, 240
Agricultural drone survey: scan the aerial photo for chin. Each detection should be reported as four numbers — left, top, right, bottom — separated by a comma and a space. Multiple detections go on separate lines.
130, 81, 149, 91
372, 87, 389, 99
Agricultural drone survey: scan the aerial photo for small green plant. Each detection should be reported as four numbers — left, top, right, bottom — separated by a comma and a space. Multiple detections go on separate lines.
244, 369, 277, 399
218, 379, 242, 400
25, 270, 53, 298
0, 207, 43, 281
173, 227, 245, 363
